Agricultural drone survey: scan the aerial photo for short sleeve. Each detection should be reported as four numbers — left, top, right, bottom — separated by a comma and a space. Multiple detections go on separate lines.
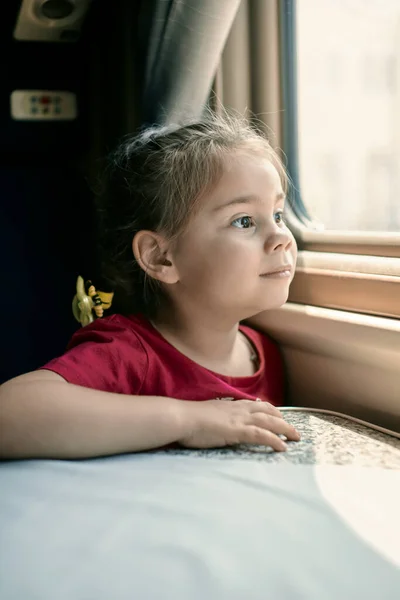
40, 315, 148, 395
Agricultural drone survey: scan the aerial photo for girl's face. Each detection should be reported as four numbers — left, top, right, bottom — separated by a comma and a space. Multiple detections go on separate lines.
169, 152, 297, 322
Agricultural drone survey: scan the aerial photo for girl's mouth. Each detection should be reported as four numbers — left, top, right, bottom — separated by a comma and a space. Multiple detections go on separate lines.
260, 266, 292, 278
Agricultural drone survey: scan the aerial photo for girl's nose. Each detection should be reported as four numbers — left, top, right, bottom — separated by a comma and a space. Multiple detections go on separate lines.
264, 229, 294, 254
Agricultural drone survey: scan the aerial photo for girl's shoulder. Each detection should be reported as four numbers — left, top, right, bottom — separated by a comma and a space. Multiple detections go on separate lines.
66, 313, 153, 349
41, 314, 153, 394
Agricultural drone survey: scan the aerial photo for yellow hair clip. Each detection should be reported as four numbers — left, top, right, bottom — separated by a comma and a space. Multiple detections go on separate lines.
72, 276, 114, 327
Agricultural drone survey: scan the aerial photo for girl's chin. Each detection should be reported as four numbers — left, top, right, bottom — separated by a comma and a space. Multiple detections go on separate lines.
239, 295, 289, 321
260, 293, 290, 312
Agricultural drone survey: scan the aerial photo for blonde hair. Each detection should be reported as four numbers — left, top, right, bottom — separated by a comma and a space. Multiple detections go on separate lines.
98, 109, 288, 316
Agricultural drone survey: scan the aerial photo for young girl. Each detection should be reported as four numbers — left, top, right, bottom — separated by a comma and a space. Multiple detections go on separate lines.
0, 112, 300, 459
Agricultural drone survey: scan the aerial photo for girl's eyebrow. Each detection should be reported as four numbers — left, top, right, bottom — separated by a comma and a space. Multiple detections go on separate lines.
213, 192, 285, 212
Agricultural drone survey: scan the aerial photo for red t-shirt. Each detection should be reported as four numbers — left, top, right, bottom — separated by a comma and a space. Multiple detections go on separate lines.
42, 314, 284, 405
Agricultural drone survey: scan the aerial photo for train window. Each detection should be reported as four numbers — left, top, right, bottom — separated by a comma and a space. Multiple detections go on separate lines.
296, 0, 400, 232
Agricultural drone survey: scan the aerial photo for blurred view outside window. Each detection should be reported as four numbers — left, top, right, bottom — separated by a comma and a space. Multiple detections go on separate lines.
297, 0, 400, 231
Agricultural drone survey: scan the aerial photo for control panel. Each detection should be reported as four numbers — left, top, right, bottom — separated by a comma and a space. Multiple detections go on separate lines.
10, 90, 78, 121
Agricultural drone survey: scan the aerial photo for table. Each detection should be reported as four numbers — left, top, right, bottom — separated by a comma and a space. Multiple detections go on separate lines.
1, 409, 399, 600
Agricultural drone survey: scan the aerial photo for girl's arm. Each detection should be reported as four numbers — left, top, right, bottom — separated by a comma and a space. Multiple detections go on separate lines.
0, 371, 299, 459
0, 371, 187, 459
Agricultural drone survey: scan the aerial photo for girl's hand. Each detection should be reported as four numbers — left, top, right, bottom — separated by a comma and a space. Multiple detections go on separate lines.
178, 399, 300, 452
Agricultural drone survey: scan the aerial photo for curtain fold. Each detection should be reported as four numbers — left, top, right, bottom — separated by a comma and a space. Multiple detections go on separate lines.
139, 0, 241, 124
218, 0, 283, 146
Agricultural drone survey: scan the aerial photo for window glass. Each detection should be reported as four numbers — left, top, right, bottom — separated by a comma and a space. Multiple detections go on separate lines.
297, 0, 400, 231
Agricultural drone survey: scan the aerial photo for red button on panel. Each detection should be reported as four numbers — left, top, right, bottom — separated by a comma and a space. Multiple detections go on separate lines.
41, 96, 51, 105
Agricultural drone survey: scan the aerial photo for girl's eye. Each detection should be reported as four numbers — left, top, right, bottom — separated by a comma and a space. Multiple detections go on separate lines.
231, 216, 255, 229
274, 211, 285, 224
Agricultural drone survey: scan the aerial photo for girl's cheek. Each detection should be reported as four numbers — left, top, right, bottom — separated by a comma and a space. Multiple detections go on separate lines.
292, 232, 298, 251
293, 242, 298, 263
289, 242, 297, 284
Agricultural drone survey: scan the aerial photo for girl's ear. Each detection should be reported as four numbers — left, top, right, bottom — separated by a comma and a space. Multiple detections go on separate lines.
132, 231, 179, 284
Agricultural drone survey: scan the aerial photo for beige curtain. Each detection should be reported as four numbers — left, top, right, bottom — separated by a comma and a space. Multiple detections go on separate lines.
213, 0, 283, 149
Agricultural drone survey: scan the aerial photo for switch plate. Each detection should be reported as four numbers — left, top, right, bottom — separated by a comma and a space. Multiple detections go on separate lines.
10, 90, 78, 121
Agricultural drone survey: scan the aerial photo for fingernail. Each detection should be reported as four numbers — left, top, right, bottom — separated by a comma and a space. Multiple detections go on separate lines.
279, 442, 288, 452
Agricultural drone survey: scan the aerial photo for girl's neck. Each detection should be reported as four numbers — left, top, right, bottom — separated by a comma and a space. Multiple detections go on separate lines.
151, 305, 241, 367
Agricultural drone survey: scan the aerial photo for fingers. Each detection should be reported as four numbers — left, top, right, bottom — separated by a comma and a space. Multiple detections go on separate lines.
239, 426, 288, 452
251, 413, 300, 442
238, 399, 283, 419
253, 401, 283, 419
209, 399, 300, 452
